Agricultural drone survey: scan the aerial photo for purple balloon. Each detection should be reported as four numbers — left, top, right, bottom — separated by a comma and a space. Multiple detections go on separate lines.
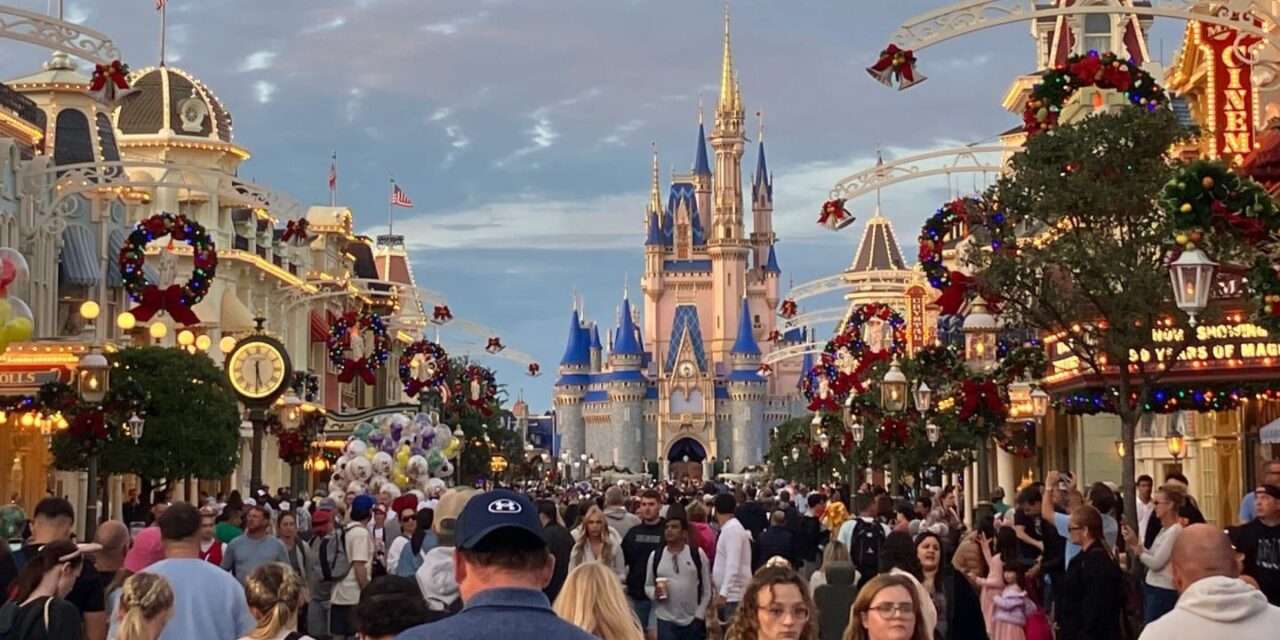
391, 425, 403, 442
411, 446, 426, 457
380, 438, 396, 454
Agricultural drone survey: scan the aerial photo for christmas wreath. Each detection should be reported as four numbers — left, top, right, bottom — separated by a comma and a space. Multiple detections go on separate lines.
1161, 160, 1280, 329
994, 420, 1038, 458
1025, 51, 1166, 136
453, 364, 498, 415
327, 311, 391, 385
399, 339, 450, 398
118, 212, 217, 326
801, 357, 844, 412
918, 197, 1010, 316
826, 303, 907, 374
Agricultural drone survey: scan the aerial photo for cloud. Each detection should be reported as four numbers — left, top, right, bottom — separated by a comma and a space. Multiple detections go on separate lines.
421, 11, 490, 36
496, 89, 602, 168
64, 2, 91, 24
301, 16, 347, 34
345, 88, 364, 123
239, 51, 277, 73
164, 23, 190, 64
372, 190, 647, 250
444, 125, 470, 149
600, 119, 645, 147
253, 81, 276, 104
429, 107, 452, 122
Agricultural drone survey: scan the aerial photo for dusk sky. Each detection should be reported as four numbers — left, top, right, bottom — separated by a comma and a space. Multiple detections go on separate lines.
0, 1, 1185, 411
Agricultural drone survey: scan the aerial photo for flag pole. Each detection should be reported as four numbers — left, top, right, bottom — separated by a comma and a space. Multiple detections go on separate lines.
385, 177, 394, 279
160, 2, 167, 67
330, 150, 337, 206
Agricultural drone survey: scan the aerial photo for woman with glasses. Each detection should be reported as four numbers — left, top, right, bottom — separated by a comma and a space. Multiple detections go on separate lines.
915, 532, 988, 639
724, 565, 818, 640
1122, 485, 1186, 624
876, 531, 936, 639
841, 573, 929, 640
1057, 505, 1124, 640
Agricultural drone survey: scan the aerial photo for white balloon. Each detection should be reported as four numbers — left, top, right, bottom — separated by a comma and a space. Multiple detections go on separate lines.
435, 460, 453, 479
345, 440, 368, 458
349, 457, 373, 483
346, 480, 367, 496
371, 451, 394, 476
406, 455, 429, 479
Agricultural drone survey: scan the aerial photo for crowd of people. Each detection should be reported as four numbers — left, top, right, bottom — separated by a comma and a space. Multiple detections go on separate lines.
0, 459, 1273, 640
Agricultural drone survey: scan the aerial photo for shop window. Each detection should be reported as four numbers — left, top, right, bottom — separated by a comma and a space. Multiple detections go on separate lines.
53, 109, 94, 167
1083, 13, 1112, 54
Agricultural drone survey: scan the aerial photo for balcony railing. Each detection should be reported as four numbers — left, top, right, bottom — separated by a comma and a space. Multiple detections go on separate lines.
0, 83, 46, 132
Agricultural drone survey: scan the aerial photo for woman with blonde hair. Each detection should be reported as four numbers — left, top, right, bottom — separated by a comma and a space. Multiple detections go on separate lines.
842, 573, 930, 640
807, 541, 851, 596
569, 506, 626, 583
723, 565, 819, 640
238, 562, 312, 640
554, 562, 645, 640
115, 572, 174, 640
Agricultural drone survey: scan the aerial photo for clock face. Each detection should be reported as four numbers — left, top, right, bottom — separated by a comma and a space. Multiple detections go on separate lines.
677, 361, 696, 378
227, 339, 290, 401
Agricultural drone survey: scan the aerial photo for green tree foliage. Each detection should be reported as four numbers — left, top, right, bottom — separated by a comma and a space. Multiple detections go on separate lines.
969, 107, 1190, 527
51, 346, 242, 480
419, 357, 519, 484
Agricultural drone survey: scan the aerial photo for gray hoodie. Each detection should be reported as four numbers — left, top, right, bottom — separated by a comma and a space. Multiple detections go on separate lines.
416, 546, 460, 611
1138, 576, 1280, 639
605, 507, 640, 541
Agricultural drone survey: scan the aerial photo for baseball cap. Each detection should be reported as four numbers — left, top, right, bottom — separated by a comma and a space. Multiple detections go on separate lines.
124, 526, 164, 573
455, 489, 546, 551
351, 494, 375, 521
311, 510, 333, 529
433, 488, 479, 545
1258, 484, 1280, 500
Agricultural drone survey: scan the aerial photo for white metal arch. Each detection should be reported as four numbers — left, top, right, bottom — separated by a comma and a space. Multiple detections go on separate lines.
780, 307, 848, 332
890, 1, 1273, 55
762, 342, 826, 366
0, 4, 121, 65
787, 274, 853, 302
829, 145, 1005, 205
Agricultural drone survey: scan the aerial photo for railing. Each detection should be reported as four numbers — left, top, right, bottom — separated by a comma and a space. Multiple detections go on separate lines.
0, 82, 44, 132
233, 235, 249, 251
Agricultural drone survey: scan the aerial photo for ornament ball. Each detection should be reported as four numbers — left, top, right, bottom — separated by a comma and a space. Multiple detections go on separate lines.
1180, 203, 1193, 213
1202, 176, 1215, 189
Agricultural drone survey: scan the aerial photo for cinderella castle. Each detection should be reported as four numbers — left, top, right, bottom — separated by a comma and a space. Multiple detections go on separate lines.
554, 11, 806, 479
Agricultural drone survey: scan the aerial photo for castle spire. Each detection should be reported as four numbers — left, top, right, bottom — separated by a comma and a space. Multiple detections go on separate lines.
717, 1, 738, 117
649, 142, 663, 216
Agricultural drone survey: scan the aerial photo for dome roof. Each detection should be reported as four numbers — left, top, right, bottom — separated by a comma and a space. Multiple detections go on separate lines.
114, 66, 233, 143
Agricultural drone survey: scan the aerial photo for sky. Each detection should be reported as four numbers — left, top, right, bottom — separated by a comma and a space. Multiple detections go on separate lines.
0, 0, 1188, 411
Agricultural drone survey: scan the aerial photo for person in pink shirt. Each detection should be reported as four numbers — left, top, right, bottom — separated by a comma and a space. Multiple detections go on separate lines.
686, 500, 717, 570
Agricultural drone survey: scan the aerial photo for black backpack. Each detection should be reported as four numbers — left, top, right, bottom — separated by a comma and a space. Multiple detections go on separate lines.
651, 545, 704, 598
317, 525, 352, 582
849, 519, 885, 586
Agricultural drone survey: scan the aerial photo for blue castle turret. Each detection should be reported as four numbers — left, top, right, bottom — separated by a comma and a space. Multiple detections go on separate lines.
554, 307, 591, 458
722, 297, 766, 471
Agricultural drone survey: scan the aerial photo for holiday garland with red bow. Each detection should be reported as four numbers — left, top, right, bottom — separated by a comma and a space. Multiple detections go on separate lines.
866, 44, 926, 90
327, 311, 391, 385
399, 339, 450, 398
1160, 160, 1280, 330
280, 218, 310, 244
818, 198, 853, 230
1024, 51, 1166, 136
118, 213, 217, 326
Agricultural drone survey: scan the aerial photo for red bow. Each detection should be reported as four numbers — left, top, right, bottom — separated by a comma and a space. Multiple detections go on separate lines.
1099, 63, 1132, 92
879, 418, 909, 446
485, 337, 505, 353
756, 364, 773, 378
866, 44, 926, 90
818, 199, 852, 229
1211, 200, 1269, 243
1069, 54, 1103, 86
807, 394, 841, 413
339, 357, 377, 385
959, 379, 1006, 422
528, 363, 541, 376
281, 219, 310, 244
433, 305, 453, 323
933, 271, 972, 316
130, 284, 201, 325
404, 377, 431, 398
780, 300, 798, 319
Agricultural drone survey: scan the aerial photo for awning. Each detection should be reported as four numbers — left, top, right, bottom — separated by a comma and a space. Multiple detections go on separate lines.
310, 310, 331, 343
58, 225, 99, 288
1261, 417, 1280, 444
192, 289, 258, 333
106, 228, 159, 288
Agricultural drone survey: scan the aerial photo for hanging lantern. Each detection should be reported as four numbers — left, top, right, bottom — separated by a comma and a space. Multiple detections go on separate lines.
811, 412, 823, 428
77, 350, 110, 404
276, 389, 304, 431
1115, 440, 1126, 459
818, 431, 830, 450
125, 413, 145, 443
1030, 388, 1050, 419
1009, 380, 1032, 417
963, 299, 999, 373
790, 446, 800, 461
1167, 430, 1185, 461
850, 418, 865, 443
881, 360, 908, 412
913, 382, 932, 413
1168, 248, 1217, 326
925, 421, 940, 444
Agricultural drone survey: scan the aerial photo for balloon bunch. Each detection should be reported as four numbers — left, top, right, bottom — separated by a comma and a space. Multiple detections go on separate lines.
327, 411, 460, 500
0, 249, 34, 355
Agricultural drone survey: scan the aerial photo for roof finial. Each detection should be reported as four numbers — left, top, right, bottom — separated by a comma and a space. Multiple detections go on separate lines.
698, 94, 704, 125
624, 272, 630, 301
717, 0, 737, 116
649, 142, 663, 216
757, 110, 764, 142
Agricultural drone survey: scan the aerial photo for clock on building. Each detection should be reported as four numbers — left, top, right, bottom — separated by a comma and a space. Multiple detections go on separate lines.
225, 335, 293, 405
677, 360, 696, 379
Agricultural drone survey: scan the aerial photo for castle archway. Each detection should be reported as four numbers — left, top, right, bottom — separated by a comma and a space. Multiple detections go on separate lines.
666, 437, 706, 482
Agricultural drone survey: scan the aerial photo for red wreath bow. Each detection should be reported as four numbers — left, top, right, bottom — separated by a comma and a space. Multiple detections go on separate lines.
959, 379, 1006, 421
767, 329, 782, 343
432, 305, 453, 323
485, 337, 505, 353
756, 364, 773, 378
818, 199, 853, 230
879, 418, 909, 446
780, 299, 799, 319
89, 60, 133, 103
934, 271, 973, 316
807, 393, 841, 413
866, 44, 926, 90
1210, 200, 1269, 243
339, 357, 378, 385
1068, 53, 1103, 86
403, 377, 431, 398
130, 284, 201, 325
281, 219, 310, 244
1099, 63, 1132, 92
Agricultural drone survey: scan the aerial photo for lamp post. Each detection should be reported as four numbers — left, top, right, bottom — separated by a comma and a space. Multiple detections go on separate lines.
124, 413, 145, 443
1169, 248, 1217, 326
454, 426, 465, 485
77, 302, 111, 541
963, 299, 999, 520
881, 360, 908, 413
1167, 430, 1184, 464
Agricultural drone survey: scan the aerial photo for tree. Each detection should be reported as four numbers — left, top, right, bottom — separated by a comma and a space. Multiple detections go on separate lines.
969, 107, 1190, 529
418, 357, 517, 484
51, 346, 242, 483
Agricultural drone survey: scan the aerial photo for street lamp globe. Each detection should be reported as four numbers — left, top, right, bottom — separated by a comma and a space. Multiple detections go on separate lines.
148, 323, 167, 340
913, 382, 932, 413
219, 336, 237, 354
881, 360, 908, 413
1169, 248, 1217, 326
195, 334, 212, 351
1030, 388, 1050, 419
277, 389, 304, 431
79, 300, 100, 321
116, 312, 137, 331
926, 421, 940, 444
125, 413, 145, 443
77, 350, 110, 404
962, 299, 999, 373
1167, 430, 1185, 461
850, 418, 865, 443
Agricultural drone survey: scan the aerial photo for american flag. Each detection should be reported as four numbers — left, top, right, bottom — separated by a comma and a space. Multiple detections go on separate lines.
328, 153, 337, 192
156, 0, 166, 10
391, 182, 413, 208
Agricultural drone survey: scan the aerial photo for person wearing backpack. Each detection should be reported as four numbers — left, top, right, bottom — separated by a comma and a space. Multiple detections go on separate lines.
329, 496, 373, 640
0, 539, 88, 640
837, 494, 889, 591
304, 511, 337, 639
644, 511, 710, 640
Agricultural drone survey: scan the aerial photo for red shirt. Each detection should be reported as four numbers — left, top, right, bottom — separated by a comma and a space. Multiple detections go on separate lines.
199, 539, 223, 566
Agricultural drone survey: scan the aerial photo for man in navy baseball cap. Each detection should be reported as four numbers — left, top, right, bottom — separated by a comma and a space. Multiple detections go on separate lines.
396, 490, 593, 640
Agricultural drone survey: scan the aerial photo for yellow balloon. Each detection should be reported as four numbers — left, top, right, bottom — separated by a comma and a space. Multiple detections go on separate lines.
392, 470, 409, 488
364, 447, 376, 460
0, 299, 10, 325
5, 317, 32, 343
443, 440, 461, 458
395, 446, 410, 467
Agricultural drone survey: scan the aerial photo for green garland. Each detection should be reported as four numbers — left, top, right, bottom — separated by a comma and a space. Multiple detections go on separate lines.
1025, 51, 1166, 136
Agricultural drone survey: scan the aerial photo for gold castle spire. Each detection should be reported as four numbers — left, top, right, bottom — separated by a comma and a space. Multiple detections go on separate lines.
649, 142, 663, 216
717, 1, 739, 116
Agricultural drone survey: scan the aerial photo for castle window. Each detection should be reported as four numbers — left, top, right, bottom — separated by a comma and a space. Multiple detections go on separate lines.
53, 109, 94, 167
753, 314, 761, 329
1083, 13, 1112, 54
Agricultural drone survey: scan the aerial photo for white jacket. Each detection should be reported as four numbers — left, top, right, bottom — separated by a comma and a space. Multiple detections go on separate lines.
1138, 576, 1280, 640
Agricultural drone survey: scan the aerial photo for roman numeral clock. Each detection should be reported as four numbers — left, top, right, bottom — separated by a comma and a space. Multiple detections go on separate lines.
224, 327, 293, 492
